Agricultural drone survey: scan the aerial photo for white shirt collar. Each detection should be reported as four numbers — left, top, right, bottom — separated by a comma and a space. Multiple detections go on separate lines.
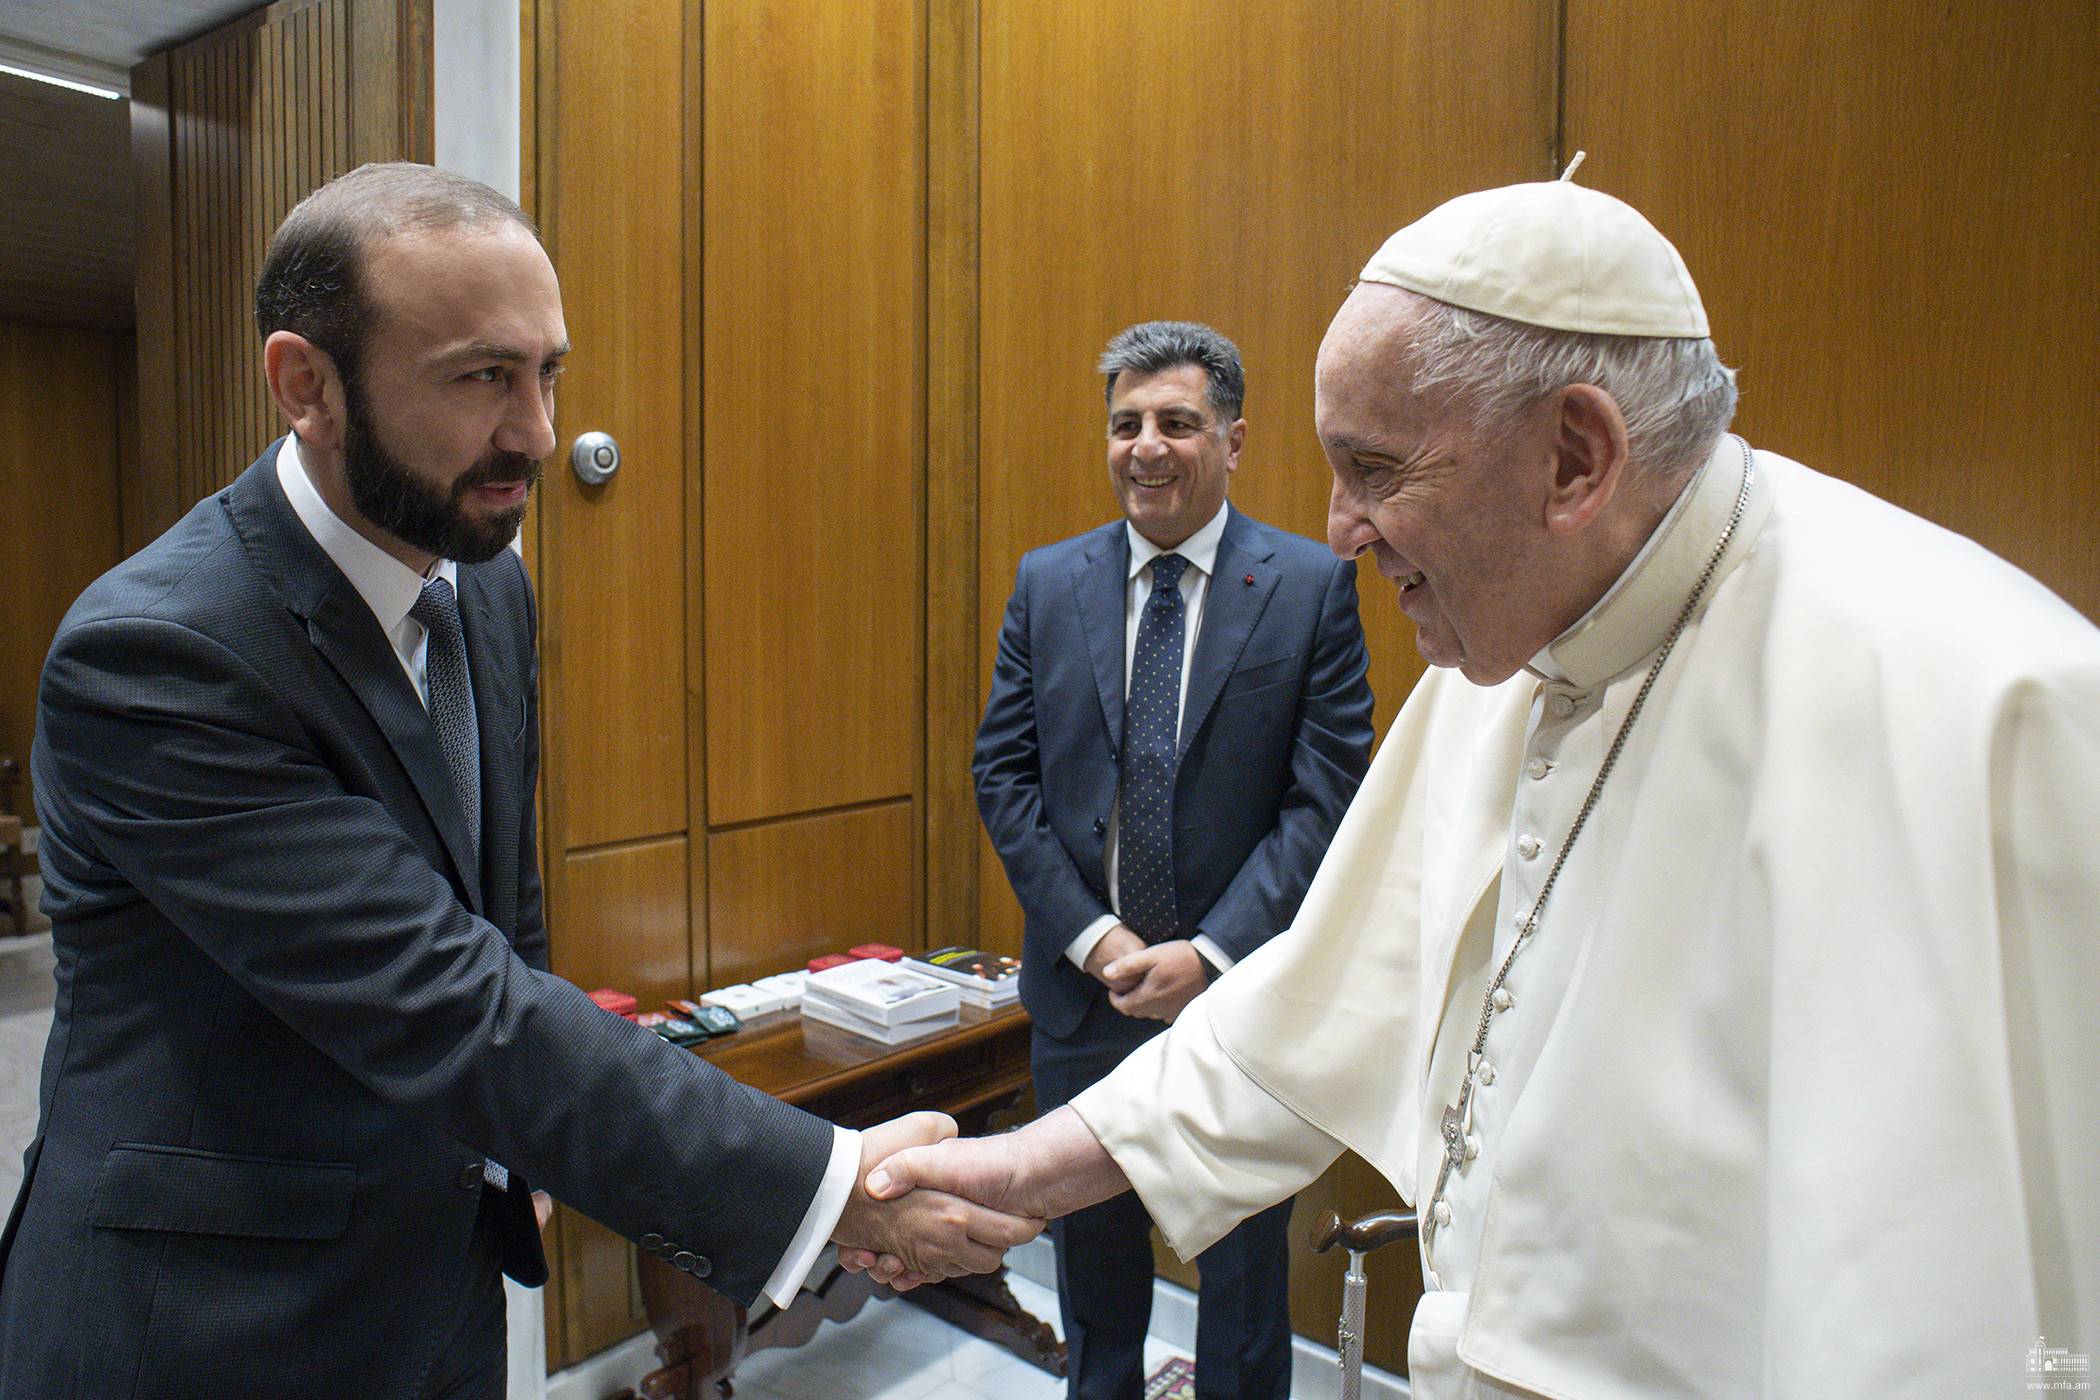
275, 435, 457, 637
1125, 499, 1231, 581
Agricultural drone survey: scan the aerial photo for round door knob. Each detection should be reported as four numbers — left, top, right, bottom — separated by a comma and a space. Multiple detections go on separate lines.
571, 431, 620, 485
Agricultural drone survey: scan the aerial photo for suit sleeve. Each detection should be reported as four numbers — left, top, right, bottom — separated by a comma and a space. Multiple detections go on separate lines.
1194, 556, 1374, 963
36, 614, 832, 1307
973, 554, 1115, 954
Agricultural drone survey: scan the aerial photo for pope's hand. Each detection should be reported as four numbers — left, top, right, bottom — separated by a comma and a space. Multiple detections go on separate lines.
1104, 940, 1206, 1023
830, 1112, 1043, 1291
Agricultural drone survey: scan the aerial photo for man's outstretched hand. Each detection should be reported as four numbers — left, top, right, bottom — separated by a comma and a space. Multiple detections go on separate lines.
830, 1112, 1044, 1290
840, 1107, 1131, 1288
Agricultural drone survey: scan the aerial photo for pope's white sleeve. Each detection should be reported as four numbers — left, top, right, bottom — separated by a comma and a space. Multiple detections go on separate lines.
1070, 995, 1344, 1259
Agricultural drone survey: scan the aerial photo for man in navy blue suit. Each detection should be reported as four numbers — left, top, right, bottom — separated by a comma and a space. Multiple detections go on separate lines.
975, 322, 1375, 1399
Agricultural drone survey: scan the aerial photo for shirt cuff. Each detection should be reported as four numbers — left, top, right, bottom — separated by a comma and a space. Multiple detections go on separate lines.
1066, 914, 1124, 970
758, 1125, 860, 1309
1190, 934, 1234, 976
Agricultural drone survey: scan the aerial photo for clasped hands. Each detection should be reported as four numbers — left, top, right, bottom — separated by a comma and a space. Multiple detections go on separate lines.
1085, 922, 1206, 1024
837, 1106, 1126, 1291
829, 1112, 1044, 1287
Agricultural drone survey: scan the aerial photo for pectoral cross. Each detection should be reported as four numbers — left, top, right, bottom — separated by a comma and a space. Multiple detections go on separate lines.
1423, 1078, 1475, 1288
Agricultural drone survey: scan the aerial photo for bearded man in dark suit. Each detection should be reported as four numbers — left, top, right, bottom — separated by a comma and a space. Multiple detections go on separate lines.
0, 163, 1034, 1400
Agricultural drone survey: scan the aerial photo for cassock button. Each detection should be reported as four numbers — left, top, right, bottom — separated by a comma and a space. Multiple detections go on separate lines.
672, 1251, 698, 1272
1516, 834, 1541, 860
1464, 1133, 1481, 1161
1477, 1061, 1497, 1085
1491, 987, 1514, 1012
1525, 757, 1549, 780
1548, 693, 1576, 719
456, 1162, 486, 1190
1432, 1200, 1453, 1227
641, 1233, 665, 1251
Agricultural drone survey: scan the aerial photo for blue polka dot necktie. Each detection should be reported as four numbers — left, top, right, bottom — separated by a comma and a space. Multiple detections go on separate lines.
1119, 553, 1188, 941
411, 576, 481, 863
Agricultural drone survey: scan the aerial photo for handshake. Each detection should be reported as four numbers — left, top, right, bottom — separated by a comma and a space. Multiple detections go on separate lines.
827, 1106, 1126, 1290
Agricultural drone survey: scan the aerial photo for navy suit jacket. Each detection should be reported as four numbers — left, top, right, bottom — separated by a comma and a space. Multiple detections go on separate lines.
975, 506, 1374, 1041
0, 445, 833, 1399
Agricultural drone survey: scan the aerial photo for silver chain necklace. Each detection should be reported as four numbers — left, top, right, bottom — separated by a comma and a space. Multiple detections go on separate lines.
1421, 436, 1755, 1289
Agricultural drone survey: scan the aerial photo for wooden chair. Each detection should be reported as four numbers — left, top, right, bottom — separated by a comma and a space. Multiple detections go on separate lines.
1310, 1207, 1419, 1400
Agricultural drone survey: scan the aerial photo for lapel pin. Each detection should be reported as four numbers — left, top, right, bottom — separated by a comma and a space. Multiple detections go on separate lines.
1243, 573, 1256, 586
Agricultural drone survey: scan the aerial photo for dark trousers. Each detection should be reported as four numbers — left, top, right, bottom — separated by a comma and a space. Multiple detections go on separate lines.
1034, 1010, 1295, 1400
420, 1182, 510, 1400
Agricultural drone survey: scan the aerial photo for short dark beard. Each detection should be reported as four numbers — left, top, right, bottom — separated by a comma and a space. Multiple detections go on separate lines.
340, 374, 541, 564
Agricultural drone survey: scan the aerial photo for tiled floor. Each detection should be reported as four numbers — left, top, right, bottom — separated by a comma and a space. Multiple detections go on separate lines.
720, 1269, 1197, 1400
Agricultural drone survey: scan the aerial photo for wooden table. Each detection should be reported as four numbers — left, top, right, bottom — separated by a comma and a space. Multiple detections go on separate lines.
634, 1001, 1064, 1400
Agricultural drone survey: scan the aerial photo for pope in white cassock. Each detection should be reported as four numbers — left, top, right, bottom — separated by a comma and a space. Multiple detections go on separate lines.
855, 172, 2100, 1398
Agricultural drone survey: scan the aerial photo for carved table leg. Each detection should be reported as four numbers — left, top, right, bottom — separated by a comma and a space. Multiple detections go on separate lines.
895, 1267, 1067, 1376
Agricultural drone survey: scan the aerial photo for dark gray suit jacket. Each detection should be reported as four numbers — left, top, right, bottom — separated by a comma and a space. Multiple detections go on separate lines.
974, 506, 1375, 1041
0, 445, 832, 1399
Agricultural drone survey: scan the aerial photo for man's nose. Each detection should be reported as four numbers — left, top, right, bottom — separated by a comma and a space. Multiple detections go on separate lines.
1133, 419, 1170, 458
1327, 478, 1373, 560
501, 379, 558, 461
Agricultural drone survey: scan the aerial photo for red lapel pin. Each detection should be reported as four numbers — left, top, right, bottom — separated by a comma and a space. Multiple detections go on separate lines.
1243, 573, 1256, 586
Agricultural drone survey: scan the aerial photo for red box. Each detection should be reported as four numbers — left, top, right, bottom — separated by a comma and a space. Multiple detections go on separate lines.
807, 953, 858, 973
587, 988, 638, 1019
849, 943, 904, 963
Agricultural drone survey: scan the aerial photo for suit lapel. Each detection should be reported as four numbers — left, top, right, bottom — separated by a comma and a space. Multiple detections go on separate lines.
303, 583, 486, 914
1179, 509, 1277, 754
1070, 527, 1131, 759
224, 447, 484, 908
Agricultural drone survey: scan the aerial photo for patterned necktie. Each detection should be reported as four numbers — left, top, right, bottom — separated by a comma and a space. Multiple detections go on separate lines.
410, 576, 481, 862
1119, 552, 1189, 941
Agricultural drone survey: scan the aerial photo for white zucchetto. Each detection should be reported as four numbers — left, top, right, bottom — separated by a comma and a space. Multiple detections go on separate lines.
1359, 172, 1710, 338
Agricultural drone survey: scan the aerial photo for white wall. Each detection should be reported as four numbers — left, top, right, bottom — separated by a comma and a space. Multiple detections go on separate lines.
433, 0, 520, 201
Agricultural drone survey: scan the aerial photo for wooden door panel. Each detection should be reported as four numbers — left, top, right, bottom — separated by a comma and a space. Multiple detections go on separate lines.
1565, 0, 2100, 622
700, 0, 925, 826
706, 801, 917, 990
537, 0, 689, 850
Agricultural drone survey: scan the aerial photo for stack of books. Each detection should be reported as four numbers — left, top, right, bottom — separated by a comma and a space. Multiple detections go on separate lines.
801, 959, 961, 1045
907, 946, 1021, 1010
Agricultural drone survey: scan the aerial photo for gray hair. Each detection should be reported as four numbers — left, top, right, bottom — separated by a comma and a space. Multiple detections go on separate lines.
1402, 297, 1738, 478
1098, 320, 1245, 423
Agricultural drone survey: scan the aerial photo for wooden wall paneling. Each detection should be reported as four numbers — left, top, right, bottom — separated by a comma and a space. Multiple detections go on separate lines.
701, 0, 926, 826
680, 0, 711, 986
973, 0, 1558, 950
706, 802, 917, 990
129, 53, 180, 550
924, 0, 981, 952
131, 0, 429, 526
1564, 0, 2100, 622
548, 837, 693, 1020
535, 0, 688, 852
0, 322, 125, 813
347, 0, 434, 167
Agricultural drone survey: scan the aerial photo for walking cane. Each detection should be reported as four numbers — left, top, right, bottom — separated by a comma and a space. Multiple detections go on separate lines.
1310, 1208, 1418, 1400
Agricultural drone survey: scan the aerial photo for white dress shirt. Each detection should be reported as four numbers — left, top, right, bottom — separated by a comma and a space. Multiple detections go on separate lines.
1065, 499, 1236, 976
275, 437, 856, 1308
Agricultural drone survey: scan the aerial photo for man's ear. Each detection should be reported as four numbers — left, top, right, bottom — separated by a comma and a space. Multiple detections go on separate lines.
263, 331, 347, 450
1542, 384, 1630, 536
1223, 417, 1247, 472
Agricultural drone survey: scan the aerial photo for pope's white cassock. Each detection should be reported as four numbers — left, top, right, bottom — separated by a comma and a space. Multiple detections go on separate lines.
1071, 434, 2100, 1397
